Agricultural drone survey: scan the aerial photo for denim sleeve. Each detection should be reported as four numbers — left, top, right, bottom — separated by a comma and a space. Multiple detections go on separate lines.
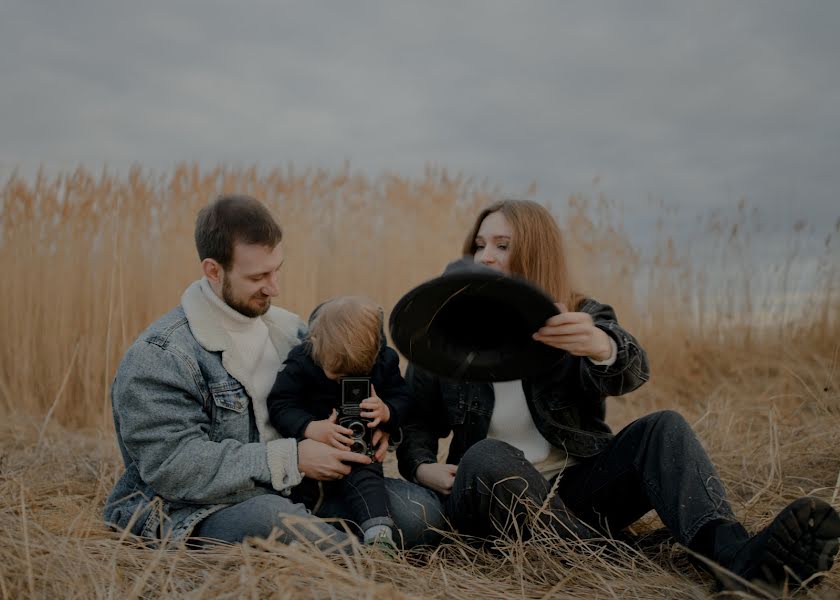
266, 355, 317, 440
578, 299, 650, 396
396, 364, 449, 481
113, 341, 281, 504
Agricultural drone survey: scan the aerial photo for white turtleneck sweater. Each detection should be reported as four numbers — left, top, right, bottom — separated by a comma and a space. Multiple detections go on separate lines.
199, 280, 284, 427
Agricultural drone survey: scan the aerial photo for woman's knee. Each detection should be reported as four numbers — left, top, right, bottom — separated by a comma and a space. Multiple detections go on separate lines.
649, 409, 691, 432
460, 439, 524, 474
458, 439, 545, 499
638, 409, 702, 451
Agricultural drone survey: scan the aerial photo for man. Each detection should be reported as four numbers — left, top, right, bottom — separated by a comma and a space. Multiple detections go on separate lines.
104, 194, 442, 549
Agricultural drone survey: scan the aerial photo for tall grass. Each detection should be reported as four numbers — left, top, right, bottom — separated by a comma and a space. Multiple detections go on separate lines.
1, 164, 838, 598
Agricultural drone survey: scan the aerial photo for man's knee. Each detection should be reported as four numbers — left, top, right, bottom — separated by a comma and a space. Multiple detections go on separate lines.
253, 492, 308, 516
192, 493, 310, 544
243, 494, 310, 534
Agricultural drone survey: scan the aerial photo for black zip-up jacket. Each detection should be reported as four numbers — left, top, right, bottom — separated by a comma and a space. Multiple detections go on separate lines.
267, 342, 412, 439
396, 298, 650, 481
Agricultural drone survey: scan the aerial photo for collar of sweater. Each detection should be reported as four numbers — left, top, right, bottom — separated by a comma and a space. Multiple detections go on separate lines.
198, 277, 263, 334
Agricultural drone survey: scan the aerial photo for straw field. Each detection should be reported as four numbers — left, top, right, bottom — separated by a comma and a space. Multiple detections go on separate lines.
1, 165, 838, 599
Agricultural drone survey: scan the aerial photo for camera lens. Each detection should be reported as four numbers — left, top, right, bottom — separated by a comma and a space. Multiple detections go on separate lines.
348, 421, 366, 437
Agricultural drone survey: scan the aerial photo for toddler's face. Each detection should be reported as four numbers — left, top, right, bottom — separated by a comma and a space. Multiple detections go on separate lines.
324, 369, 345, 381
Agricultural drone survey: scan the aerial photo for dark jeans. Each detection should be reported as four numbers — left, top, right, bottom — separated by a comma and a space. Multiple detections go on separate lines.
192, 477, 444, 550
290, 461, 391, 533
445, 410, 737, 549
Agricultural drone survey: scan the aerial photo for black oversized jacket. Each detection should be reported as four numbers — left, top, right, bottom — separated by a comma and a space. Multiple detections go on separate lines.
267, 341, 412, 439
396, 298, 650, 481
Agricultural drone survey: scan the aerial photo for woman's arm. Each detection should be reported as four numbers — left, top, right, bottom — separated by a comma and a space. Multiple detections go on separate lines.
577, 299, 650, 396
533, 299, 649, 396
395, 363, 451, 482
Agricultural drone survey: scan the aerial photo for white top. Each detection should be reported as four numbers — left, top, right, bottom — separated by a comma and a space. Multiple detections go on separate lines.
485, 338, 618, 479
488, 380, 552, 463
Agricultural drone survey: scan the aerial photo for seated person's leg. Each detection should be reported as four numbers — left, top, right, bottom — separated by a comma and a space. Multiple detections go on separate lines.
558, 409, 720, 539
450, 438, 592, 540
339, 462, 394, 544
384, 477, 446, 547
559, 409, 840, 592
190, 493, 351, 552
317, 475, 446, 548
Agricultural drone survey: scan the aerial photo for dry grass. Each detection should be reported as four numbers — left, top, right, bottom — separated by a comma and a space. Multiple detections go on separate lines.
1, 165, 839, 598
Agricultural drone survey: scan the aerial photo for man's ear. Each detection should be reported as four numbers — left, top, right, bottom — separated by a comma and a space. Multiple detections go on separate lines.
202, 258, 223, 284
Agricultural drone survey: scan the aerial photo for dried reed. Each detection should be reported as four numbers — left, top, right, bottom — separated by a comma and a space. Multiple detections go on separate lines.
1, 165, 838, 598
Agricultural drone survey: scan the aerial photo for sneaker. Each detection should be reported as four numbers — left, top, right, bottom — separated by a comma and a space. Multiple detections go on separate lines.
366, 531, 399, 558
717, 497, 840, 593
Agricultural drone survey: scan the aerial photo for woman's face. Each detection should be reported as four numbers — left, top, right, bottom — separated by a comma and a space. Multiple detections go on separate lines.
474, 211, 512, 275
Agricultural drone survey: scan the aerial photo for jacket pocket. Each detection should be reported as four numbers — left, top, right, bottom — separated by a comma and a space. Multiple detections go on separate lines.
209, 379, 250, 441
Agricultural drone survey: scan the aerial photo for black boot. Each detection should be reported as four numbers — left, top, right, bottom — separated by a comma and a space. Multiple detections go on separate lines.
715, 497, 840, 593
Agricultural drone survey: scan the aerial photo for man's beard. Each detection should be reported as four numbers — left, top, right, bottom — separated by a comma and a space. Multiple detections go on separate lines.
222, 276, 271, 318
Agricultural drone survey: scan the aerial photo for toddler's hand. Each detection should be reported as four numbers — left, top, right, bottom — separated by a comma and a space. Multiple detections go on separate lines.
360, 384, 391, 427
304, 410, 355, 450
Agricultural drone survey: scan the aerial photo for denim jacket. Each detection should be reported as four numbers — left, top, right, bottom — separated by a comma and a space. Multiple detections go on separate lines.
103, 280, 306, 542
397, 298, 650, 480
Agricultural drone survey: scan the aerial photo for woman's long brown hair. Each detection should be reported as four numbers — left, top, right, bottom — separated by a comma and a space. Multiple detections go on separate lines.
462, 199, 584, 310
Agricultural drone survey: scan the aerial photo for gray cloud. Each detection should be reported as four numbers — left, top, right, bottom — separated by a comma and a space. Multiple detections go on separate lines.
2, 0, 838, 252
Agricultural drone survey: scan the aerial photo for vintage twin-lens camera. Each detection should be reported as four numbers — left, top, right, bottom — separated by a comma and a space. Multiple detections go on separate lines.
338, 377, 376, 457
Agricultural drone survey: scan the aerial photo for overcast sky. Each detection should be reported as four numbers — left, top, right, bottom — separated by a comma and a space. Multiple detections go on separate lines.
2, 1, 838, 259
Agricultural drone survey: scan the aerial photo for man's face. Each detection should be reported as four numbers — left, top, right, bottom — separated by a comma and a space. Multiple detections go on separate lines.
220, 242, 284, 318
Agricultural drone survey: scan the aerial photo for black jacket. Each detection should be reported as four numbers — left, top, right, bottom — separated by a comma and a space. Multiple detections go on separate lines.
267, 342, 412, 438
396, 298, 650, 481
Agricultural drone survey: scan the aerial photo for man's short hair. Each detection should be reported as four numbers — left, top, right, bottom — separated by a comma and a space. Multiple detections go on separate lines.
309, 297, 383, 376
195, 195, 282, 270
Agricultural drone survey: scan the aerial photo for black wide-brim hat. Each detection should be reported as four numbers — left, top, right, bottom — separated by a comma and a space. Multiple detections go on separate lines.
389, 259, 566, 382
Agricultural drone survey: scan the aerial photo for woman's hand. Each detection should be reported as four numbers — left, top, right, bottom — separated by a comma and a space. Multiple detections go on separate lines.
303, 410, 355, 450
360, 384, 391, 427
415, 463, 458, 495
532, 303, 613, 361
371, 429, 390, 462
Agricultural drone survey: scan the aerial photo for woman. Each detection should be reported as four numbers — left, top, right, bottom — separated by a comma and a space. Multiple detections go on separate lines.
397, 199, 839, 593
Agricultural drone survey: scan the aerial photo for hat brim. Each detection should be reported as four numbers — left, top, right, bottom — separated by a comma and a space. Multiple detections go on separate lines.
389, 269, 565, 382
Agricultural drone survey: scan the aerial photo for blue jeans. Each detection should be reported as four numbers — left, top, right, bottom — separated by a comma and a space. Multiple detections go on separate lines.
191, 477, 444, 550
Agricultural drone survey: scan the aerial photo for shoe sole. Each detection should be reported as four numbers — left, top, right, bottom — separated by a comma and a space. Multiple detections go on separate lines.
735, 497, 840, 591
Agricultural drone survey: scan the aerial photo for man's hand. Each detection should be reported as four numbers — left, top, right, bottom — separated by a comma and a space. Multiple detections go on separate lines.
371, 429, 390, 462
532, 303, 613, 361
415, 463, 458, 495
360, 384, 391, 427
303, 409, 354, 450
297, 438, 372, 480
